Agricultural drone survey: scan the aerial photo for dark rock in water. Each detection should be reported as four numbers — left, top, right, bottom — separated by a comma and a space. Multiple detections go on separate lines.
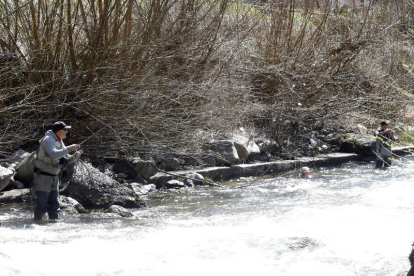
165, 180, 185, 189
15, 152, 36, 186
60, 196, 86, 214
0, 166, 14, 191
105, 205, 134, 218
62, 161, 146, 209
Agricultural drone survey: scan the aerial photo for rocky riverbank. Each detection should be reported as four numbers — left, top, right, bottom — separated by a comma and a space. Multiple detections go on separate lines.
1, 128, 414, 218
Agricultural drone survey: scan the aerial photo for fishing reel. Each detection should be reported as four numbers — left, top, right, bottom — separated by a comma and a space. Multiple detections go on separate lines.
74, 149, 83, 157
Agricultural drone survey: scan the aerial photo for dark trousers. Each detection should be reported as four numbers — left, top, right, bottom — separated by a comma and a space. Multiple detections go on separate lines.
35, 190, 60, 220
33, 173, 60, 220
376, 156, 391, 168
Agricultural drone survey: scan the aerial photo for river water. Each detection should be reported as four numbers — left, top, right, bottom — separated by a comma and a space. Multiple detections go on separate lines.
1, 157, 414, 276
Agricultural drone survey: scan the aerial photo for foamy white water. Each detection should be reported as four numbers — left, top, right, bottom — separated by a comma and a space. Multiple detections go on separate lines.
1, 158, 414, 276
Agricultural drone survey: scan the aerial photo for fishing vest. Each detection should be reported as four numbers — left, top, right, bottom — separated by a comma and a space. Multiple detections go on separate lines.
35, 136, 62, 165
375, 128, 393, 157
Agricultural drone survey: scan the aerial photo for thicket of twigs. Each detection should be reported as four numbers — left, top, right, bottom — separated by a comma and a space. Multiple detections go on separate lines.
1, 0, 414, 160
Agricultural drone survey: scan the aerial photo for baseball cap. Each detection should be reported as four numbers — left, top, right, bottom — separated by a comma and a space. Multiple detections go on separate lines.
52, 121, 71, 132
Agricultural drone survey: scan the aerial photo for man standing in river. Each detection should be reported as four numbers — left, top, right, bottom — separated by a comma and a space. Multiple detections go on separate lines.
374, 121, 395, 168
33, 121, 81, 222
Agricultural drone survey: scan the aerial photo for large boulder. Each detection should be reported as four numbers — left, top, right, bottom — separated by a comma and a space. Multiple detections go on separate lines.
62, 161, 146, 209
208, 140, 240, 164
0, 166, 14, 191
132, 158, 158, 179
15, 152, 36, 186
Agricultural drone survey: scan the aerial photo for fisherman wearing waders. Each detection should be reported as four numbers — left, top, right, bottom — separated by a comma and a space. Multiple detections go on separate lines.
375, 121, 395, 168
33, 122, 82, 222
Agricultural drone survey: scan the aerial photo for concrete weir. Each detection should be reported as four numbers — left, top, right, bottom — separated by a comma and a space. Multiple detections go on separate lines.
150, 152, 360, 188
150, 148, 414, 188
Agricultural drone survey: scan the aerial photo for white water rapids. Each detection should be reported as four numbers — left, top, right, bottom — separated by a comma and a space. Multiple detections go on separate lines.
1, 158, 414, 276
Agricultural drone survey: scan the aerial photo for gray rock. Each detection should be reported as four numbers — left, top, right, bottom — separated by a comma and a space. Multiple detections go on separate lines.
159, 157, 181, 171
357, 124, 368, 134
234, 142, 250, 161
309, 138, 318, 149
232, 136, 261, 161
185, 172, 204, 185
62, 161, 146, 208
60, 196, 87, 214
165, 180, 185, 189
0, 188, 30, 204
106, 205, 134, 218
15, 152, 36, 186
0, 166, 14, 191
132, 158, 158, 179
209, 140, 240, 164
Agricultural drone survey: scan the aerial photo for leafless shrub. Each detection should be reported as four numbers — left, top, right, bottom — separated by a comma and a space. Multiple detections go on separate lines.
1, 0, 414, 160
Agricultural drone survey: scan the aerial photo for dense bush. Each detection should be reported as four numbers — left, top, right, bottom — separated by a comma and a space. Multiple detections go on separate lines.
1, 0, 413, 159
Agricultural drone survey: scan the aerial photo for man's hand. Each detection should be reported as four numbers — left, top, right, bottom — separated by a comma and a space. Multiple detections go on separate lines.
68, 144, 80, 151
73, 153, 82, 160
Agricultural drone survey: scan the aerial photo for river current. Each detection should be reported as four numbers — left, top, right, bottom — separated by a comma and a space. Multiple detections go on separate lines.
1, 157, 414, 276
